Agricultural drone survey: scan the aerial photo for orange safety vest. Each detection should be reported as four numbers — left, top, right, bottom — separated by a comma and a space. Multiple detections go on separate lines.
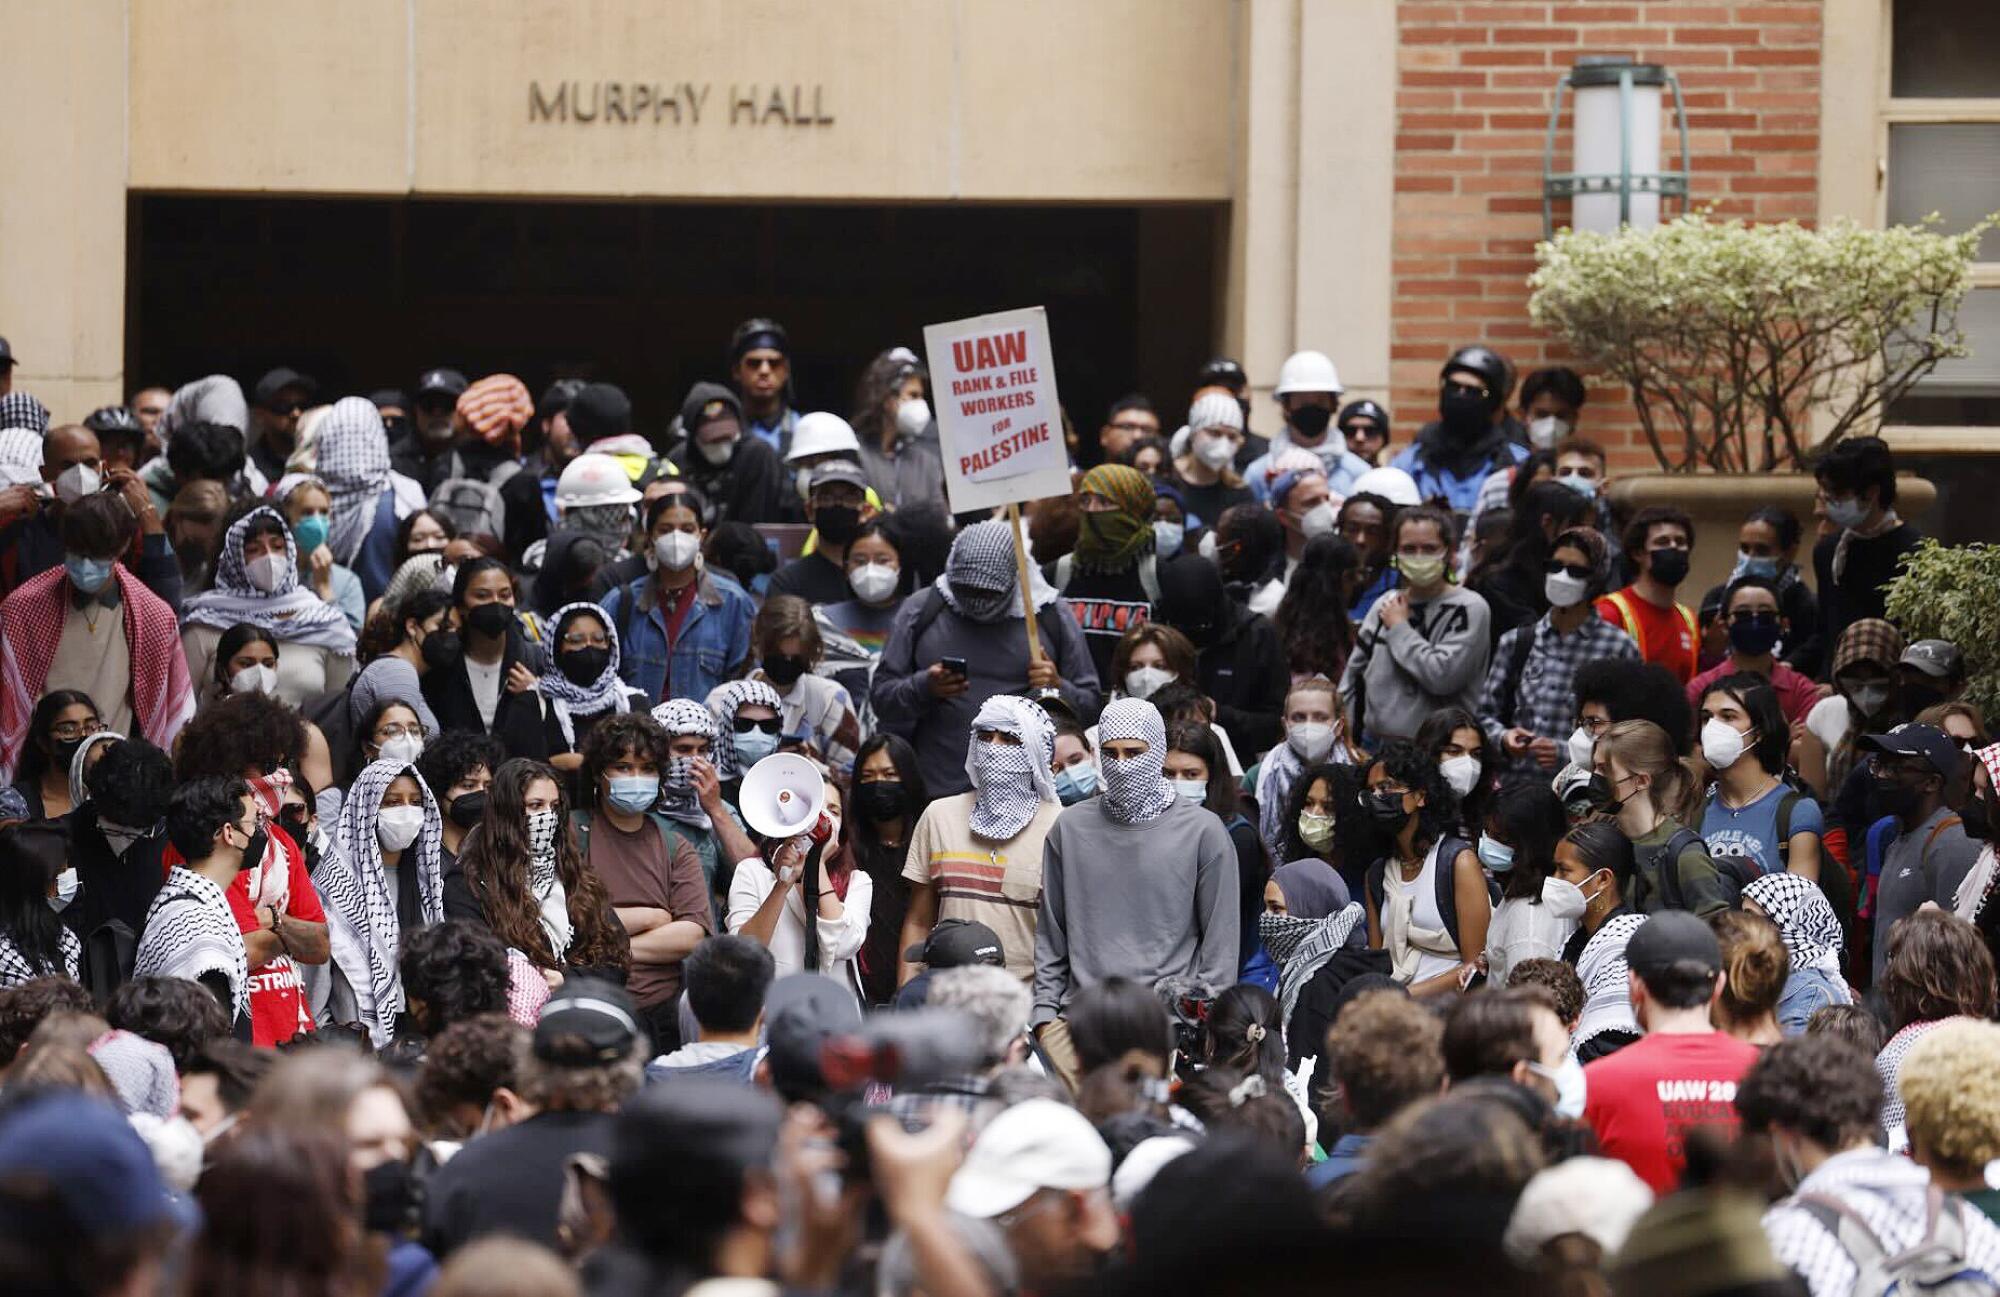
1599, 588, 1698, 663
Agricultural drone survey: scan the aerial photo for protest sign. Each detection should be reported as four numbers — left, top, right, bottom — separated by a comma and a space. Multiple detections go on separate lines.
923, 306, 1071, 515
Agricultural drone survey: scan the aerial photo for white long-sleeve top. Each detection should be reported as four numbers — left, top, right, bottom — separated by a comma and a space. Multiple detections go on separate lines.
726, 856, 873, 988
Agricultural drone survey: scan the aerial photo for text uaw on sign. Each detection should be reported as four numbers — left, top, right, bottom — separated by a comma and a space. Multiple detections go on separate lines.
923, 307, 1070, 515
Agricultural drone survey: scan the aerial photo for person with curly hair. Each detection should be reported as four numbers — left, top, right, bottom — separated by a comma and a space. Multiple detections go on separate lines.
66, 736, 175, 942
1273, 531, 1360, 678
572, 713, 711, 1048
1361, 740, 1490, 998
1742, 1032, 2000, 1297
414, 1013, 530, 1144
418, 730, 505, 867
399, 920, 510, 1042
444, 757, 629, 985
105, 976, 229, 1071
0, 975, 93, 1079
1899, 1018, 2000, 1225
1876, 907, 1997, 1141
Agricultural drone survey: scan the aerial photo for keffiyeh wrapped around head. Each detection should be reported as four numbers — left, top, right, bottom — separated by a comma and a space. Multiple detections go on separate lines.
322, 758, 444, 1047
1259, 903, 1366, 1031
315, 397, 393, 564
708, 679, 783, 780
964, 695, 1057, 841
651, 699, 720, 828
539, 602, 631, 718
180, 507, 356, 653
1743, 872, 1845, 976
936, 520, 1055, 623
0, 392, 51, 435
67, 731, 123, 812
0, 427, 41, 487
1575, 912, 1647, 1045
159, 375, 247, 442
88, 1031, 179, 1119
1074, 464, 1157, 572
1096, 697, 1177, 826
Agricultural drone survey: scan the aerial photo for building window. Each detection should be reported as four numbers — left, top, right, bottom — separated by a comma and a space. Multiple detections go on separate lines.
1884, 0, 2000, 426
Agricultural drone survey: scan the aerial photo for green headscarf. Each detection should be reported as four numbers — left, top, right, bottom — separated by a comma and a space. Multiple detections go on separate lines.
1073, 464, 1156, 573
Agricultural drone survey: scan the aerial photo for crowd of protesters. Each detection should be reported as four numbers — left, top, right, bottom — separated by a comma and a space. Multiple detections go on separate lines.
0, 319, 1995, 1297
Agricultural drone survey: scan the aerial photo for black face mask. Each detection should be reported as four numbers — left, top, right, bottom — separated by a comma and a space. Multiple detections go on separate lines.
50, 737, 83, 772
420, 628, 463, 672
449, 790, 488, 830
763, 654, 809, 689
174, 540, 208, 575
814, 504, 862, 545
559, 647, 611, 686
1900, 680, 1947, 717
237, 824, 268, 874
1288, 404, 1333, 439
855, 780, 909, 822
1873, 773, 1927, 821
1646, 547, 1690, 587
1961, 794, 1995, 842
467, 602, 515, 639
363, 1158, 418, 1235
1439, 386, 1490, 437
1366, 789, 1412, 830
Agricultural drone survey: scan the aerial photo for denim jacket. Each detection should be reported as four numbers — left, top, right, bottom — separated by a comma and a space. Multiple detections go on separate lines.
601, 570, 754, 706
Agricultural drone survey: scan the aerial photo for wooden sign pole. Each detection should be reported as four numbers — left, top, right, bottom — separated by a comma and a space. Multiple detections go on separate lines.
1006, 501, 1045, 663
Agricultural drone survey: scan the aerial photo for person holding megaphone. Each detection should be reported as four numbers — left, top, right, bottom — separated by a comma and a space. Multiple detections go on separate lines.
726, 753, 870, 997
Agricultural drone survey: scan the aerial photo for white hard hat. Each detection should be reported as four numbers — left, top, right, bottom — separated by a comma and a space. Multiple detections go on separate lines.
786, 411, 862, 464
554, 452, 642, 510
1274, 350, 1343, 397
1350, 466, 1422, 507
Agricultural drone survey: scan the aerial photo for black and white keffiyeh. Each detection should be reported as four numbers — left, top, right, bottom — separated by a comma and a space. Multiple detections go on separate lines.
180, 507, 357, 654
1259, 903, 1366, 1030
1574, 913, 1647, 1046
708, 679, 783, 780
1097, 698, 1178, 826
539, 603, 632, 740
965, 695, 1057, 840
315, 397, 392, 565
934, 520, 1057, 623
0, 392, 50, 435
322, 758, 444, 1046
0, 926, 80, 988
1743, 872, 1844, 976
158, 375, 247, 443
651, 699, 719, 828
136, 867, 249, 1023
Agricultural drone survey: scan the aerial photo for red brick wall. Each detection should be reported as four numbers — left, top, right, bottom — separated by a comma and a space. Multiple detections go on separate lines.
1390, 1, 1823, 470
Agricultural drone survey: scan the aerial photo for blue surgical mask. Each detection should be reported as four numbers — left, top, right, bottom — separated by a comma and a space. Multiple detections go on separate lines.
1555, 472, 1598, 500
1054, 762, 1099, 806
733, 730, 779, 767
1477, 835, 1515, 873
607, 775, 660, 815
1153, 521, 1185, 560
1825, 496, 1871, 530
1733, 550, 1780, 581
64, 555, 114, 594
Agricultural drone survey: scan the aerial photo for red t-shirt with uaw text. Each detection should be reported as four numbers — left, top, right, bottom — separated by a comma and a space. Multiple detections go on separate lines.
1583, 1031, 1760, 1194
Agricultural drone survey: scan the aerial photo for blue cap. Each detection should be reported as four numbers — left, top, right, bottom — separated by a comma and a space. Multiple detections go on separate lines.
0, 1093, 193, 1239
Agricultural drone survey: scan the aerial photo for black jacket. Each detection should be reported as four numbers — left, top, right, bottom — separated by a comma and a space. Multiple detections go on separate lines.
1201, 608, 1287, 756
421, 623, 561, 761
61, 804, 166, 940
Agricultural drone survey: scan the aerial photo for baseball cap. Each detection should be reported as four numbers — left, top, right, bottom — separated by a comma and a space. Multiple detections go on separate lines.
1624, 911, 1722, 979
0, 335, 15, 366
805, 459, 868, 494
1860, 722, 1965, 781
904, 918, 1005, 970
253, 367, 317, 409
0, 1092, 193, 1239
369, 388, 409, 412
1901, 639, 1964, 681
611, 1078, 782, 1210
534, 976, 641, 1066
415, 368, 469, 401
762, 973, 863, 1101
946, 1098, 1112, 1218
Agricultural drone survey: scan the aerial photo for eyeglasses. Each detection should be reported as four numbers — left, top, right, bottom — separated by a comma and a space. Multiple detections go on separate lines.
1575, 715, 1611, 736
374, 724, 422, 741
1544, 560, 1592, 579
278, 804, 311, 833
734, 716, 781, 735
559, 631, 611, 649
1443, 379, 1491, 400
49, 719, 104, 742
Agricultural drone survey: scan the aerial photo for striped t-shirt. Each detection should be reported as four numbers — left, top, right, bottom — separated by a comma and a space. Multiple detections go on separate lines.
901, 792, 1061, 981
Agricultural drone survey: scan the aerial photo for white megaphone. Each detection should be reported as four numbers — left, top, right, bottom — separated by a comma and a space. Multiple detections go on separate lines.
738, 753, 830, 843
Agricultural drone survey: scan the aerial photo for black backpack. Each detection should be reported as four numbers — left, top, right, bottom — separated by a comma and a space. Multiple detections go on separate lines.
80, 919, 136, 1008
303, 677, 360, 788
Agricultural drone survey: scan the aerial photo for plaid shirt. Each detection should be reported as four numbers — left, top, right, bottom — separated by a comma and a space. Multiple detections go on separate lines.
1478, 611, 1638, 769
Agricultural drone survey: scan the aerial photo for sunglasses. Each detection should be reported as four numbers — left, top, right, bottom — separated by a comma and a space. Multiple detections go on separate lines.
1544, 560, 1592, 579
734, 716, 781, 735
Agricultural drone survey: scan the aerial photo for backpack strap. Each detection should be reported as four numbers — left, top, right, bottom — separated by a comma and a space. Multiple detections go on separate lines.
1494, 624, 1539, 730
908, 587, 948, 649
1645, 828, 1696, 912
1924, 815, 1965, 861
1435, 836, 1472, 949
1775, 791, 1799, 870
1795, 1194, 1890, 1271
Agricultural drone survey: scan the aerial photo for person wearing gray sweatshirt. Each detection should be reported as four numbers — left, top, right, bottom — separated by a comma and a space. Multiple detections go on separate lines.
1339, 504, 1491, 743
1031, 699, 1239, 1078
